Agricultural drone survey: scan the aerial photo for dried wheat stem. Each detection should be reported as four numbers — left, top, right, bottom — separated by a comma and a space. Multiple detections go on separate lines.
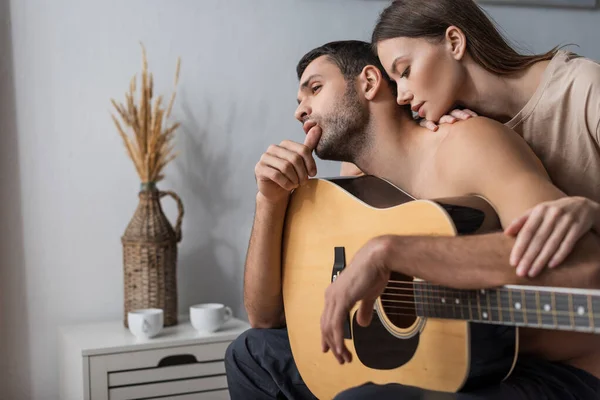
149, 95, 162, 149
112, 115, 144, 178
111, 42, 180, 184
130, 74, 136, 97
165, 57, 181, 119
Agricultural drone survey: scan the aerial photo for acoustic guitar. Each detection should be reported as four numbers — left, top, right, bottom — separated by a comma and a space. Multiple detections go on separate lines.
281, 175, 600, 399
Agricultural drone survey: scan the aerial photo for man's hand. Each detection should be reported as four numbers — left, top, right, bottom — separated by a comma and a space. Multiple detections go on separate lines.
505, 197, 600, 277
320, 237, 391, 364
254, 133, 319, 204
418, 109, 478, 132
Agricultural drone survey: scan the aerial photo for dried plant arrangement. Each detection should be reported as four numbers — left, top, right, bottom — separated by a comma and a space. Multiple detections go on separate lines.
111, 43, 181, 184
112, 43, 185, 328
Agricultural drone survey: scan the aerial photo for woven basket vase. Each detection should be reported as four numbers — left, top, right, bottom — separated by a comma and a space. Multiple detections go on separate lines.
122, 183, 184, 328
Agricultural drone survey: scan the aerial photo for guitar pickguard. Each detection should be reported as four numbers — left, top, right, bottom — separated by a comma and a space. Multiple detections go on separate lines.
352, 312, 419, 370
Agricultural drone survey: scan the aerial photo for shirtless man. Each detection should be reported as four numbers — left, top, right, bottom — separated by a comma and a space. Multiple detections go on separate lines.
225, 41, 600, 399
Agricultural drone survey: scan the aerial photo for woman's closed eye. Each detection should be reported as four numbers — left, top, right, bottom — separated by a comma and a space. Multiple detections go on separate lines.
401, 66, 410, 79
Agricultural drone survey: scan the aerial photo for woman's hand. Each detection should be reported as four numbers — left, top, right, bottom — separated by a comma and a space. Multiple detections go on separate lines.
505, 197, 600, 278
419, 109, 478, 132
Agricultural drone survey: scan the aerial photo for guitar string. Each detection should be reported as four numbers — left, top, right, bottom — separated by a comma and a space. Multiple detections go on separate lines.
385, 279, 599, 294
378, 301, 598, 317
380, 312, 600, 325
371, 288, 598, 319
381, 282, 599, 306
378, 294, 597, 314
326, 281, 597, 318
381, 311, 600, 330
382, 285, 595, 302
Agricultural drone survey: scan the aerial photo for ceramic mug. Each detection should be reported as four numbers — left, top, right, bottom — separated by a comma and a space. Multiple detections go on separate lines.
190, 303, 233, 333
127, 308, 164, 339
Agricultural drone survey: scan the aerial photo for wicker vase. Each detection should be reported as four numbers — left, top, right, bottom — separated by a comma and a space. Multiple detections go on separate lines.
122, 182, 184, 328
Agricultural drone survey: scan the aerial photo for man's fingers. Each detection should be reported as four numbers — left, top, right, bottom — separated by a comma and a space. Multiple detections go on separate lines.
322, 288, 342, 363
269, 144, 309, 184
342, 343, 352, 364
279, 140, 317, 178
267, 143, 313, 182
260, 153, 299, 186
322, 286, 352, 365
256, 164, 295, 191
356, 299, 375, 327
463, 109, 478, 117
331, 307, 346, 364
320, 312, 330, 353
326, 320, 344, 364
303, 125, 322, 153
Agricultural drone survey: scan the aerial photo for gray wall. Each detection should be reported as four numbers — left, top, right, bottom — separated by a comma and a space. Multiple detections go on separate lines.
0, 0, 598, 398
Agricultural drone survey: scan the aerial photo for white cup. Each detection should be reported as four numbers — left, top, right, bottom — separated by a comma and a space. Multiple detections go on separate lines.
127, 308, 164, 339
190, 303, 233, 333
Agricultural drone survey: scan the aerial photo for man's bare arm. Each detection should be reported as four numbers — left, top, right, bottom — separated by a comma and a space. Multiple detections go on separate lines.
243, 194, 288, 328
244, 136, 319, 328
379, 118, 600, 290
377, 232, 599, 290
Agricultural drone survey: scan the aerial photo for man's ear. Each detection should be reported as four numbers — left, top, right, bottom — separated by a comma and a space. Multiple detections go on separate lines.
359, 65, 384, 101
445, 26, 467, 61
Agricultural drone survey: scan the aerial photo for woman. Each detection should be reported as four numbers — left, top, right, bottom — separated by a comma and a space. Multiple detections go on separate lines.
370, 0, 600, 279
330, 1, 600, 399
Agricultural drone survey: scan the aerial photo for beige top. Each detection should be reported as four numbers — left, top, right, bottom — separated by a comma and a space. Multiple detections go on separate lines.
506, 50, 600, 203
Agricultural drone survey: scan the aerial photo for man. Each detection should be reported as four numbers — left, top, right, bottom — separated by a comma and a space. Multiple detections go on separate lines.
225, 41, 600, 399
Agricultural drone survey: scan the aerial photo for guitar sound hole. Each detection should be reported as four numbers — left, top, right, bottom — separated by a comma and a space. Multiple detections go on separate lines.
380, 272, 417, 329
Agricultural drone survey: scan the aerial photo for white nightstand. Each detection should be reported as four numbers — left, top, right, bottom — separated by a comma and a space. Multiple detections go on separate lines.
59, 316, 250, 400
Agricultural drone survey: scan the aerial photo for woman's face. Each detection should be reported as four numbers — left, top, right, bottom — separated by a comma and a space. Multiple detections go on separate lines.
377, 36, 464, 123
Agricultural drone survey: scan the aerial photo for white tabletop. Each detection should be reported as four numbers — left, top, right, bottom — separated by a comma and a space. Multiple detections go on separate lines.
59, 316, 251, 356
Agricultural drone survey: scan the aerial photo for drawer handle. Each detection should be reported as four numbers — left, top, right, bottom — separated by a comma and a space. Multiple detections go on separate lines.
158, 354, 198, 367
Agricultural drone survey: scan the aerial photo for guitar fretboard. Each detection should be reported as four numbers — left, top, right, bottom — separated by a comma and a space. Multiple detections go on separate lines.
382, 282, 600, 333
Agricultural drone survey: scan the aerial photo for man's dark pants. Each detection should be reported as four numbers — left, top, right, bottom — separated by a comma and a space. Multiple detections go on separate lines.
225, 328, 600, 400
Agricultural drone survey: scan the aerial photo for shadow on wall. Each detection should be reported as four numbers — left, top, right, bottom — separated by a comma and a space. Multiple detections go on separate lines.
173, 91, 244, 319
0, 0, 32, 397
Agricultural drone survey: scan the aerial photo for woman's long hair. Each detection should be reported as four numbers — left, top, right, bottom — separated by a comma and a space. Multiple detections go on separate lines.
372, 0, 560, 75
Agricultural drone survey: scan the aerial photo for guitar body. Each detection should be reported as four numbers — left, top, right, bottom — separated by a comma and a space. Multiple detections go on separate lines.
282, 176, 518, 399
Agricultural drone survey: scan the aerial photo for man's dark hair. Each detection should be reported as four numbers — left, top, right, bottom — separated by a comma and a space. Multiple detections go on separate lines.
296, 40, 396, 93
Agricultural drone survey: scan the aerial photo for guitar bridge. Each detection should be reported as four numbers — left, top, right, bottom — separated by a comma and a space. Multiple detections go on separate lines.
331, 247, 346, 283
331, 247, 352, 340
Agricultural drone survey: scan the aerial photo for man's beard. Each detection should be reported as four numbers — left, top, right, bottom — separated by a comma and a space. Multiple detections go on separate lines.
313, 85, 371, 163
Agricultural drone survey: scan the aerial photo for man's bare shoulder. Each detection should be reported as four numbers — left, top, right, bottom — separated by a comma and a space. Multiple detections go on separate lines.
436, 116, 549, 182
440, 116, 529, 154
432, 117, 558, 226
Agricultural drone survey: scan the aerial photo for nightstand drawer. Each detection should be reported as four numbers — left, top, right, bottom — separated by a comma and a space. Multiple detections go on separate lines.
108, 375, 228, 400
109, 360, 226, 386
166, 389, 230, 399
89, 342, 231, 399
92, 341, 230, 372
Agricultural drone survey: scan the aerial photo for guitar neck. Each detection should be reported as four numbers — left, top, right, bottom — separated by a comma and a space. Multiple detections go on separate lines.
411, 284, 600, 333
